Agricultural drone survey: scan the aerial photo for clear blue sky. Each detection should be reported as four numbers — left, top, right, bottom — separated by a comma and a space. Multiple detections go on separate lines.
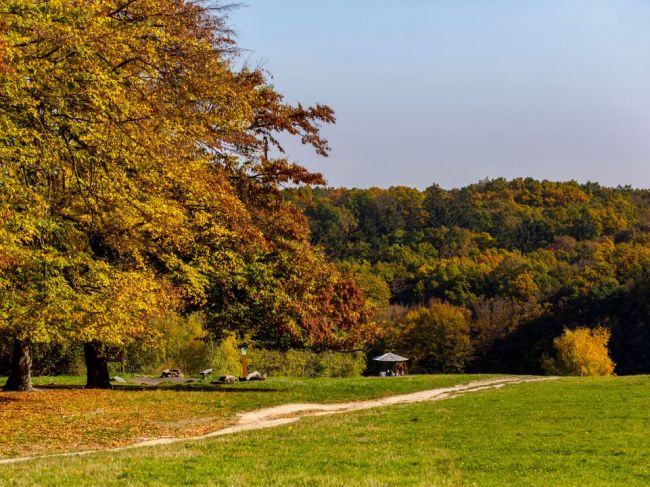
230, 1, 650, 189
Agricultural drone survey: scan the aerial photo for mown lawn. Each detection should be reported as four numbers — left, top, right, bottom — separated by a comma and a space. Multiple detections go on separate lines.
0, 374, 489, 459
1, 376, 649, 486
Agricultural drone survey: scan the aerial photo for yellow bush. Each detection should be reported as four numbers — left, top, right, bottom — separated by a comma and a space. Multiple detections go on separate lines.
544, 327, 615, 376
211, 334, 242, 377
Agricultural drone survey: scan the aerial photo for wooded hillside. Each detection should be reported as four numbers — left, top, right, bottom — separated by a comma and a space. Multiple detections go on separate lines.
292, 179, 650, 374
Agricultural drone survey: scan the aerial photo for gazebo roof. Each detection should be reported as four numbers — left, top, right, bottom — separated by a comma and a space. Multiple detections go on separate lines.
372, 352, 409, 362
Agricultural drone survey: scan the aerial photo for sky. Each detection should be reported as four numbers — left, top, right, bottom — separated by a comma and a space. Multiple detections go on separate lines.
230, 1, 650, 190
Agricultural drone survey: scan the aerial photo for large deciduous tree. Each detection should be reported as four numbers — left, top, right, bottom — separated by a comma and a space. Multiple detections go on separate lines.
0, 0, 377, 390
385, 301, 472, 373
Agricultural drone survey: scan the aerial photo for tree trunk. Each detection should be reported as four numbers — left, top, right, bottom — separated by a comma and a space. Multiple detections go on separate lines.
84, 341, 112, 389
3, 338, 34, 392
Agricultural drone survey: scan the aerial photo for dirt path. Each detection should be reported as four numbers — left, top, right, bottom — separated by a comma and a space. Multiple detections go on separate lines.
0, 376, 554, 465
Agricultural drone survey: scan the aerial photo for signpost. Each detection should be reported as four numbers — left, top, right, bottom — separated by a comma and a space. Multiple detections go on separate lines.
104, 346, 125, 373
240, 345, 248, 377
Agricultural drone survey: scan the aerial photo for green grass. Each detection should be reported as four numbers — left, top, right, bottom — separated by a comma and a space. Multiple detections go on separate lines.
2, 376, 649, 486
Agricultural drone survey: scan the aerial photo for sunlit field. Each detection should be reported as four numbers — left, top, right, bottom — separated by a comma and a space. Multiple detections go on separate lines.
1, 376, 649, 486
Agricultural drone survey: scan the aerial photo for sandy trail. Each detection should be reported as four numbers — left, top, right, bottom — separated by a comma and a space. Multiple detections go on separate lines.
0, 376, 553, 465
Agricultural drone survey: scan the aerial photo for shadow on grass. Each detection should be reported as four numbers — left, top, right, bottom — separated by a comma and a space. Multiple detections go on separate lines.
0, 395, 20, 403
35, 384, 280, 393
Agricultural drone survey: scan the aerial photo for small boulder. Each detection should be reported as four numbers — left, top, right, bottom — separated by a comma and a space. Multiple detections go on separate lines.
161, 368, 183, 378
213, 375, 237, 384
111, 376, 126, 383
246, 371, 266, 381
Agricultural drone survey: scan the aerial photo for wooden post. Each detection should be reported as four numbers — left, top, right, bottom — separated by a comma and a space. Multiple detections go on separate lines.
240, 346, 248, 378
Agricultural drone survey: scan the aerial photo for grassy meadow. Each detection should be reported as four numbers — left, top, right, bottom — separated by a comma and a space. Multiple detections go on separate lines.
1, 375, 649, 485
0, 374, 488, 459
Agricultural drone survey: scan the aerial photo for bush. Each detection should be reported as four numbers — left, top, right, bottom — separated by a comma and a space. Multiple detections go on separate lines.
248, 348, 366, 378
110, 327, 369, 378
9, 317, 366, 378
543, 327, 615, 376
210, 334, 241, 377
124, 314, 211, 374
0, 334, 86, 376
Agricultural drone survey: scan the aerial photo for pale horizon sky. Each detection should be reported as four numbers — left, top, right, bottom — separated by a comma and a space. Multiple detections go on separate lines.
231, 1, 650, 190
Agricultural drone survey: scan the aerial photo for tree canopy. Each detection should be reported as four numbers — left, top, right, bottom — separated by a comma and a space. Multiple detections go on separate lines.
293, 179, 650, 374
0, 0, 377, 390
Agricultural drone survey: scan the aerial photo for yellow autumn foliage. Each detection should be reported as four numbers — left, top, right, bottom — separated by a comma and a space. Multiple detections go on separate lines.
0, 0, 376, 361
544, 327, 615, 376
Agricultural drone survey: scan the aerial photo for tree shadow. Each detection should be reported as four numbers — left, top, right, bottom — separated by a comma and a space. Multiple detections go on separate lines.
0, 395, 20, 403
36, 383, 280, 393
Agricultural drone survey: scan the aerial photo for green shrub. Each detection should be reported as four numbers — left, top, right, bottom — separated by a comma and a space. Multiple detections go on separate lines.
124, 314, 211, 375
210, 334, 241, 377
32, 343, 85, 376
248, 348, 366, 377
18, 315, 366, 378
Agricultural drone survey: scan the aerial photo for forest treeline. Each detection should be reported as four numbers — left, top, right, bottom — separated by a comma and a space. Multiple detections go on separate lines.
290, 178, 650, 375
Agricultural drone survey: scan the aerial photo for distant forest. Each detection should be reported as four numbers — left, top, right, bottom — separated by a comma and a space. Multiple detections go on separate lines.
289, 178, 650, 375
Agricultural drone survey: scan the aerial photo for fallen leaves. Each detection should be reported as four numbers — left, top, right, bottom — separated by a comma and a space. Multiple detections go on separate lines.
0, 389, 231, 458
